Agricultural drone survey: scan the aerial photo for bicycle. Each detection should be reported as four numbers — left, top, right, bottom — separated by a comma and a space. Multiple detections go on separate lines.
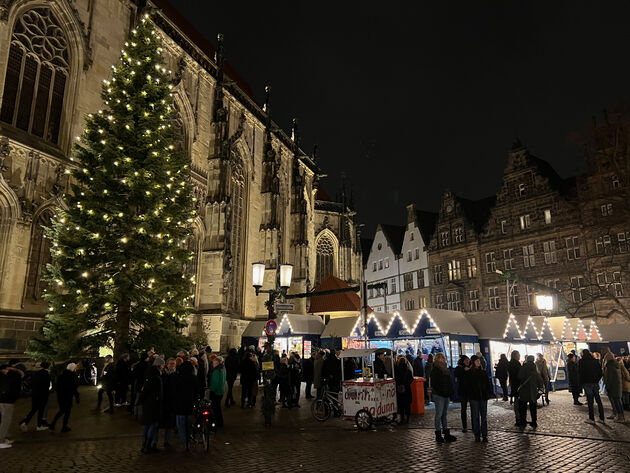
311, 387, 342, 421
188, 397, 215, 453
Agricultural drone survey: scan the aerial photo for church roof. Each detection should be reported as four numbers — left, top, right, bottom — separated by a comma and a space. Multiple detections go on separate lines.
309, 275, 361, 313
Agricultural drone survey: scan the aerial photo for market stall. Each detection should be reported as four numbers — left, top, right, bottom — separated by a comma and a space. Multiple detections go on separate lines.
598, 322, 630, 355
320, 315, 363, 350
339, 348, 397, 430
241, 314, 325, 357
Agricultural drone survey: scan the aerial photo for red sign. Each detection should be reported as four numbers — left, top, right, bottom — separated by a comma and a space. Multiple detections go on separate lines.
265, 319, 277, 336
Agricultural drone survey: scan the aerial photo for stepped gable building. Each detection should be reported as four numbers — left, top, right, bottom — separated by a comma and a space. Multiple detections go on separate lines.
0, 0, 362, 355
365, 223, 405, 313
428, 189, 494, 312
399, 204, 437, 311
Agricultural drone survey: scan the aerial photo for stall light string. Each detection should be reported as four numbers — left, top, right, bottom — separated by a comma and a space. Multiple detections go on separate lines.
526, 315, 541, 340
503, 313, 523, 339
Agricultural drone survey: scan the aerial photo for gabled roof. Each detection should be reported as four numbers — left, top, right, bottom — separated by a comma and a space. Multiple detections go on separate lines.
456, 195, 496, 234
309, 275, 361, 313
378, 224, 406, 255
528, 155, 576, 195
413, 210, 438, 246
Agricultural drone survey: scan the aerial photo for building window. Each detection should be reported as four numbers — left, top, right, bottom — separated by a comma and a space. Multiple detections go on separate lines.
390, 278, 397, 294
469, 290, 479, 311
466, 257, 477, 279
0, 8, 70, 145
417, 270, 425, 288
440, 230, 450, 247
485, 252, 496, 273
595, 235, 612, 255
612, 175, 620, 189
522, 244, 535, 268
543, 240, 557, 264
373, 262, 377, 272
384, 258, 389, 269
519, 215, 531, 230
618, 232, 630, 253
410, 233, 414, 241
407, 250, 412, 262
435, 294, 444, 309
613, 271, 623, 296
447, 291, 461, 311
570, 276, 586, 303
501, 220, 507, 234
414, 248, 420, 260
566, 236, 581, 260
509, 284, 519, 307
454, 227, 464, 243
544, 209, 552, 224
405, 299, 415, 310
527, 285, 536, 307
448, 260, 462, 281
503, 248, 514, 270
488, 287, 500, 310
315, 233, 335, 286
546, 279, 560, 290
601, 203, 613, 216
433, 265, 443, 284
518, 183, 526, 197
403, 273, 414, 291
419, 296, 427, 308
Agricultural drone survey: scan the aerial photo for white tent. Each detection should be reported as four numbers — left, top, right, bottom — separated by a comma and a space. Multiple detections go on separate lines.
321, 316, 361, 338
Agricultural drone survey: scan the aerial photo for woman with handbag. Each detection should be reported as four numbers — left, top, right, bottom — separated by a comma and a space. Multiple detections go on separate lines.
517, 355, 543, 428
394, 356, 414, 424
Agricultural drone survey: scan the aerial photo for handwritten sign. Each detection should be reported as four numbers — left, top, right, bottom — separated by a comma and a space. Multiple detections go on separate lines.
342, 378, 397, 418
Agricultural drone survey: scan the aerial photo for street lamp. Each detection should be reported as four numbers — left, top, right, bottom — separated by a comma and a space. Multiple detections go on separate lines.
535, 294, 554, 312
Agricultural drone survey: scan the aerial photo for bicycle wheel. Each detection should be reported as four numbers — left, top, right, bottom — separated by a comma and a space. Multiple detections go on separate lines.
311, 399, 331, 421
202, 423, 211, 453
355, 409, 372, 431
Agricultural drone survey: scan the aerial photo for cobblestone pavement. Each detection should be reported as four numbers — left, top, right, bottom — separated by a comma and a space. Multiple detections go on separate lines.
2, 386, 629, 472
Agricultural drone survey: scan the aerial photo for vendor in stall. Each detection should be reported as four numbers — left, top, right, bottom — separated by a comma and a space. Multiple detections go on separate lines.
374, 351, 388, 378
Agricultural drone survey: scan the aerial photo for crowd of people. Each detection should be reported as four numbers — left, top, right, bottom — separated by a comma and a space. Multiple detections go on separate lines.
1, 344, 629, 451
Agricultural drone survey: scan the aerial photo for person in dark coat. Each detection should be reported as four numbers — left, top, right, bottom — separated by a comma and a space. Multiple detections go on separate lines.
240, 351, 257, 408
95, 355, 115, 413
131, 352, 150, 416
19, 361, 51, 430
288, 353, 302, 408
430, 353, 456, 443
579, 349, 605, 423
139, 359, 164, 453
454, 355, 471, 432
277, 356, 291, 408
50, 363, 79, 433
160, 358, 178, 448
424, 354, 433, 405
494, 354, 509, 401
0, 360, 25, 445
517, 355, 543, 428
373, 351, 388, 379
343, 356, 358, 381
467, 355, 491, 442
508, 350, 522, 425
412, 354, 425, 378
322, 350, 342, 392
173, 361, 198, 450
395, 356, 414, 424
115, 353, 131, 406
224, 348, 239, 408
303, 354, 315, 399
566, 354, 582, 405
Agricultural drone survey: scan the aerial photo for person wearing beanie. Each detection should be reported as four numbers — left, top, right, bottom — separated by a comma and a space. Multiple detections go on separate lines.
50, 363, 79, 433
0, 359, 24, 447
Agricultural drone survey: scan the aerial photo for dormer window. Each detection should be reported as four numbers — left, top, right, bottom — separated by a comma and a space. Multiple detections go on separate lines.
518, 183, 526, 197
612, 175, 620, 189
410, 233, 414, 241
440, 230, 450, 247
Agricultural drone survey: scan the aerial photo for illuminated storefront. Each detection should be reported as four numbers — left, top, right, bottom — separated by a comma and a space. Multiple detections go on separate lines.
241, 314, 324, 358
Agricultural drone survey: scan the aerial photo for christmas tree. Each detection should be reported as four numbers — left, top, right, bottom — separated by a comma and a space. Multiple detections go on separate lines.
28, 13, 195, 360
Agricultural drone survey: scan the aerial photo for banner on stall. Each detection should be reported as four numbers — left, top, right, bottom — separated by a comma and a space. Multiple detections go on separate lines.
341, 378, 397, 418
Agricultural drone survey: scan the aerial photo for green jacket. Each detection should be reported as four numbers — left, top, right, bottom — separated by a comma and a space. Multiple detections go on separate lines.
210, 367, 226, 396
604, 359, 622, 398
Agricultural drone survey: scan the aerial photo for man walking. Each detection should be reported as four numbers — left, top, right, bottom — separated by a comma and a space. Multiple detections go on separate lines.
50, 363, 80, 432
96, 355, 115, 413
0, 359, 24, 448
20, 361, 51, 430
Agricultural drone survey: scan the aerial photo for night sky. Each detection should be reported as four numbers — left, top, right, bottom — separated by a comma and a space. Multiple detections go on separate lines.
169, 1, 630, 236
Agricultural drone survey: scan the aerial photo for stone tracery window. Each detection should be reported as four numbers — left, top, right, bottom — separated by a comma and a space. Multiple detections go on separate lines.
227, 156, 246, 314
25, 211, 53, 301
316, 234, 335, 286
171, 102, 188, 155
0, 7, 69, 144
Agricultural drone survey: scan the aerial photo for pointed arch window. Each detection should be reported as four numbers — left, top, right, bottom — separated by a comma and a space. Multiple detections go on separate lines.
0, 8, 69, 144
227, 155, 247, 314
25, 210, 53, 301
316, 234, 335, 286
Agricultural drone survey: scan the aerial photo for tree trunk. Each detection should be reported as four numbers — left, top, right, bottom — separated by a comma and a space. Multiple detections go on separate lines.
114, 299, 131, 359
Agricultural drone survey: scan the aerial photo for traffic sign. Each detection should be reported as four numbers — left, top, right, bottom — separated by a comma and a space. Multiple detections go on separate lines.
265, 319, 277, 336
274, 303, 294, 312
